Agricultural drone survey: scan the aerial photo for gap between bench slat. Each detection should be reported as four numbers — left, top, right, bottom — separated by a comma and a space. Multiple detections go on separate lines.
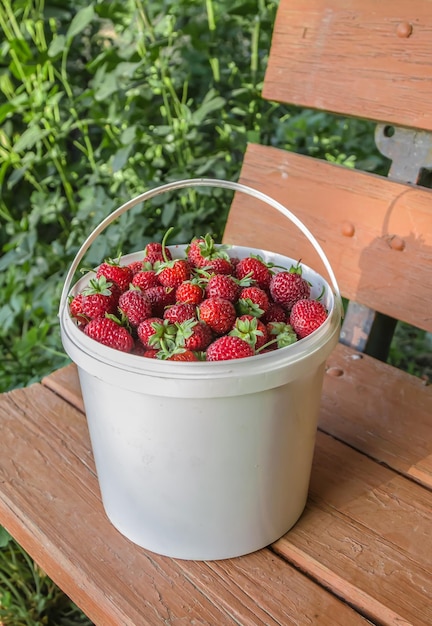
321, 345, 432, 490
273, 429, 432, 626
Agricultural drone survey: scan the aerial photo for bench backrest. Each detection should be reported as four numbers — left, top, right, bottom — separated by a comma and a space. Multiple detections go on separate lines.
223, 0, 432, 354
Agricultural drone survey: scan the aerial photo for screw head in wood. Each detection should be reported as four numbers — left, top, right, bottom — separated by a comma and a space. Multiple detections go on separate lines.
396, 22, 413, 38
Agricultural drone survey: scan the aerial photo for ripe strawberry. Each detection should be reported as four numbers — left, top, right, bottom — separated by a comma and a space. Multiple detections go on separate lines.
203, 257, 234, 275
132, 269, 160, 290
235, 256, 273, 290
230, 315, 268, 350
137, 317, 177, 350
163, 302, 197, 324
187, 234, 231, 269
237, 286, 270, 317
81, 276, 120, 320
206, 335, 254, 361
144, 286, 176, 317
96, 258, 133, 292
127, 260, 145, 275
198, 297, 236, 335
118, 288, 152, 327
262, 302, 287, 324
167, 349, 199, 362
175, 280, 204, 305
206, 274, 240, 302
157, 259, 191, 288
143, 241, 172, 265
289, 299, 328, 339
84, 317, 134, 352
69, 293, 88, 325
269, 264, 310, 311
176, 319, 213, 352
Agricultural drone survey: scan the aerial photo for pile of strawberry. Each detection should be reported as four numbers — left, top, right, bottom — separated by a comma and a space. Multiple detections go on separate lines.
69, 232, 328, 361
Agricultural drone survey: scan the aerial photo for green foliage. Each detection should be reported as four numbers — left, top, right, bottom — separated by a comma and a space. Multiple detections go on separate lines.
0, 0, 389, 393
0, 530, 92, 625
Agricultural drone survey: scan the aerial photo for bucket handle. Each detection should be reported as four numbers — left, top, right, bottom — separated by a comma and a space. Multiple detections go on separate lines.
59, 178, 342, 316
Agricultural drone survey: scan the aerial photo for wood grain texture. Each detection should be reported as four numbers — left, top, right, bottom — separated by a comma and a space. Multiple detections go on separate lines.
273, 430, 432, 626
321, 344, 432, 490
263, 0, 432, 130
223, 143, 432, 332
0, 383, 370, 626
42, 362, 84, 412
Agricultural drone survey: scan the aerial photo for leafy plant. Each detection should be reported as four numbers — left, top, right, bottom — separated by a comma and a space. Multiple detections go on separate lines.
0, 528, 92, 625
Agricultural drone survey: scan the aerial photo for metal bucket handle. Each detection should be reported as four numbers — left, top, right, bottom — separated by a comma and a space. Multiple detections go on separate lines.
59, 178, 342, 316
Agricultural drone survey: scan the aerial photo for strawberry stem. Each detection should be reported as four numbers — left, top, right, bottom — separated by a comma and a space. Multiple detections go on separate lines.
161, 227, 175, 263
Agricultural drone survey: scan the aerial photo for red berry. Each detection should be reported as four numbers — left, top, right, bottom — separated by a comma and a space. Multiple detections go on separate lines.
231, 315, 268, 350
157, 259, 191, 288
262, 302, 287, 324
163, 303, 197, 324
237, 286, 270, 317
235, 256, 272, 290
96, 260, 133, 292
289, 299, 328, 339
167, 350, 199, 362
187, 234, 231, 271
84, 317, 134, 352
270, 269, 310, 311
198, 297, 236, 335
206, 335, 254, 361
132, 270, 160, 290
69, 293, 87, 325
176, 281, 204, 305
180, 320, 213, 352
81, 276, 120, 320
203, 257, 233, 275
137, 317, 177, 350
206, 274, 240, 302
118, 288, 152, 327
144, 286, 176, 317
127, 260, 145, 275
143, 242, 172, 265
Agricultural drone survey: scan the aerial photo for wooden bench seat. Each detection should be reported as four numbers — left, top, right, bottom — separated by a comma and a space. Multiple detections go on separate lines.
1, 0, 431, 623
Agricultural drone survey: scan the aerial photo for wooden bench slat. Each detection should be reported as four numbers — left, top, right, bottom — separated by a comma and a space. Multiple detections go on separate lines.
42, 363, 84, 413
223, 143, 432, 332
0, 383, 371, 625
263, 0, 432, 131
321, 344, 432, 489
274, 431, 432, 626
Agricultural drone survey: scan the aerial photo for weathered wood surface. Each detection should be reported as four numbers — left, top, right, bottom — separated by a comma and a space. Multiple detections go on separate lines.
263, 0, 432, 130
322, 344, 432, 490
0, 379, 374, 626
223, 142, 432, 333
2, 362, 431, 625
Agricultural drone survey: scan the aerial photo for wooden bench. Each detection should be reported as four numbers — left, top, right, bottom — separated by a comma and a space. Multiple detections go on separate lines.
1, 0, 432, 623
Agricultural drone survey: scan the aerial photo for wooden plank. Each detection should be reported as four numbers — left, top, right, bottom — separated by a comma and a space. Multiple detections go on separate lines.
42, 362, 84, 412
223, 143, 432, 332
321, 343, 432, 490
273, 431, 432, 626
263, 0, 432, 131
0, 384, 371, 625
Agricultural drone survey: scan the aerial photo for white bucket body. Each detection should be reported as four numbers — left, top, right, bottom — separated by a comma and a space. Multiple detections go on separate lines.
61, 245, 341, 560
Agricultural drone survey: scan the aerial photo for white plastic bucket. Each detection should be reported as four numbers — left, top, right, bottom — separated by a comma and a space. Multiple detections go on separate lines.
59, 178, 342, 560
